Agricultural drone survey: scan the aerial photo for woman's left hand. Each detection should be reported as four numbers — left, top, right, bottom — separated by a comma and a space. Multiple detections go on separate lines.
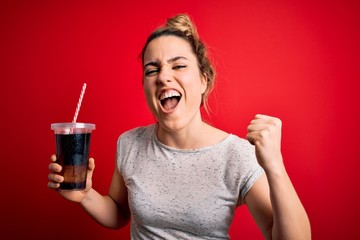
246, 114, 284, 172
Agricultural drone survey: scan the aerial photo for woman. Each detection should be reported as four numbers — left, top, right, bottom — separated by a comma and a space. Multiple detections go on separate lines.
48, 14, 311, 239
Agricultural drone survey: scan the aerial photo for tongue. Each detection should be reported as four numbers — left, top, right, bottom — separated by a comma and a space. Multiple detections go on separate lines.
163, 97, 179, 111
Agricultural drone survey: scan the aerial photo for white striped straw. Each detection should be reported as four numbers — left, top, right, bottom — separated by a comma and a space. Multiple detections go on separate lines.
72, 83, 87, 123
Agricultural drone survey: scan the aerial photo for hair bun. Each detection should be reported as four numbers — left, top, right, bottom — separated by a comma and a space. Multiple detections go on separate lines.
166, 14, 199, 39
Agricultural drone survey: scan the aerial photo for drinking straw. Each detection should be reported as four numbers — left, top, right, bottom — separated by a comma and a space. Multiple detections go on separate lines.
72, 83, 87, 123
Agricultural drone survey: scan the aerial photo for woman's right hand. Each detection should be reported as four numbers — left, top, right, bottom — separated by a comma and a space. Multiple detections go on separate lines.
48, 154, 95, 203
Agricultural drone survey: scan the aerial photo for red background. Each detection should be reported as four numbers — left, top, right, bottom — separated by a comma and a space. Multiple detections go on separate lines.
1, 0, 359, 239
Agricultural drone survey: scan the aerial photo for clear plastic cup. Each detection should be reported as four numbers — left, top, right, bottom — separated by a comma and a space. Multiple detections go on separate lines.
51, 123, 95, 190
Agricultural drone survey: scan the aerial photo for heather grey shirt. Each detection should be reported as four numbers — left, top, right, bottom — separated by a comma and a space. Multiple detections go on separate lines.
117, 124, 264, 240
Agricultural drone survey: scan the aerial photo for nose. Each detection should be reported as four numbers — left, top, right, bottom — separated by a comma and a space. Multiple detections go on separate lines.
156, 67, 172, 85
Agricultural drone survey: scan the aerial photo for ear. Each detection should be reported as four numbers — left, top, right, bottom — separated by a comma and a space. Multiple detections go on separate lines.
200, 73, 208, 94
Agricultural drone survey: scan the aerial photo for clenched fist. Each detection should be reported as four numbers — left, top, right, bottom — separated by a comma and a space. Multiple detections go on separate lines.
246, 114, 284, 172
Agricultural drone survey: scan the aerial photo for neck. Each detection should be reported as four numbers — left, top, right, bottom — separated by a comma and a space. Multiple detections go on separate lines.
156, 112, 209, 149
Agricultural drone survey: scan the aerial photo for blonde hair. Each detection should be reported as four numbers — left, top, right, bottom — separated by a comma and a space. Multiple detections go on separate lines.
141, 14, 216, 114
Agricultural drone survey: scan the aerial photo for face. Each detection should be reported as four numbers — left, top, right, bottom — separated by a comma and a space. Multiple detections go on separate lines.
142, 35, 207, 131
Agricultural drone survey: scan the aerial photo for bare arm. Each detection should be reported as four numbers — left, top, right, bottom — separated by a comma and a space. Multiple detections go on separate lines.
245, 114, 311, 240
80, 160, 130, 229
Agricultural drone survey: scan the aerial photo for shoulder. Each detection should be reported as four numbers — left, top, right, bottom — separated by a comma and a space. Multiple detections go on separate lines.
225, 133, 255, 153
116, 124, 156, 169
117, 124, 156, 146
117, 124, 156, 150
204, 123, 254, 152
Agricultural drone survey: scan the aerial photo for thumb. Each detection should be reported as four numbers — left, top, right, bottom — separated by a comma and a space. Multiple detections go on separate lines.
87, 157, 95, 178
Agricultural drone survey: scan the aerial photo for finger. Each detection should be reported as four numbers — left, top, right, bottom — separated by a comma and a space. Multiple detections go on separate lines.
88, 158, 95, 171
246, 132, 257, 145
50, 154, 57, 162
87, 158, 95, 179
250, 118, 281, 132
254, 114, 282, 126
251, 115, 273, 124
255, 114, 273, 119
248, 123, 269, 132
49, 162, 62, 172
48, 173, 64, 183
249, 118, 269, 126
48, 181, 61, 189
247, 129, 271, 145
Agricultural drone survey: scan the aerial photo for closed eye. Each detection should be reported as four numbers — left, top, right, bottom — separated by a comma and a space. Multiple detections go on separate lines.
145, 68, 159, 76
173, 65, 186, 70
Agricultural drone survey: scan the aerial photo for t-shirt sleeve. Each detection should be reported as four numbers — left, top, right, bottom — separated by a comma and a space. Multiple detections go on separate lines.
116, 134, 124, 172
239, 166, 264, 203
236, 138, 264, 204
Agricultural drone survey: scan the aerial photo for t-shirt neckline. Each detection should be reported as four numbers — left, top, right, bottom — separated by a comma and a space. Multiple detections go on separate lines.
152, 124, 233, 153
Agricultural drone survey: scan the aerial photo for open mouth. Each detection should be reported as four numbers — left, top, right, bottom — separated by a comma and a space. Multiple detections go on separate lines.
159, 90, 182, 111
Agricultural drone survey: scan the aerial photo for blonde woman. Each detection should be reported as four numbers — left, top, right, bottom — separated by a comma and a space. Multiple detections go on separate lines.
48, 14, 311, 239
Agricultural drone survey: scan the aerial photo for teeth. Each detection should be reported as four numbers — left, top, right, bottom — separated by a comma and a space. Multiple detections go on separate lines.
159, 90, 181, 100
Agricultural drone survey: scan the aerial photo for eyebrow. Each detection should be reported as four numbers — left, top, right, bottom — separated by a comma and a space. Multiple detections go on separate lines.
144, 56, 189, 68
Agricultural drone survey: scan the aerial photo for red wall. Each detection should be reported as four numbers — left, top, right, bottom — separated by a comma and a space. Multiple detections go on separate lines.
1, 0, 359, 239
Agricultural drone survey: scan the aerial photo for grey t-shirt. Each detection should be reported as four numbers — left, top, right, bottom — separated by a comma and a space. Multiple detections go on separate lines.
117, 124, 264, 239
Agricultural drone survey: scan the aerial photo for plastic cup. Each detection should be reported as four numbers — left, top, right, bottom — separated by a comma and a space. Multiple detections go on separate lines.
51, 123, 95, 190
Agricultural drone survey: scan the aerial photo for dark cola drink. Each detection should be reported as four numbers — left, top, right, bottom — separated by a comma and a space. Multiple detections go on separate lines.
51, 123, 95, 190
55, 133, 91, 190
